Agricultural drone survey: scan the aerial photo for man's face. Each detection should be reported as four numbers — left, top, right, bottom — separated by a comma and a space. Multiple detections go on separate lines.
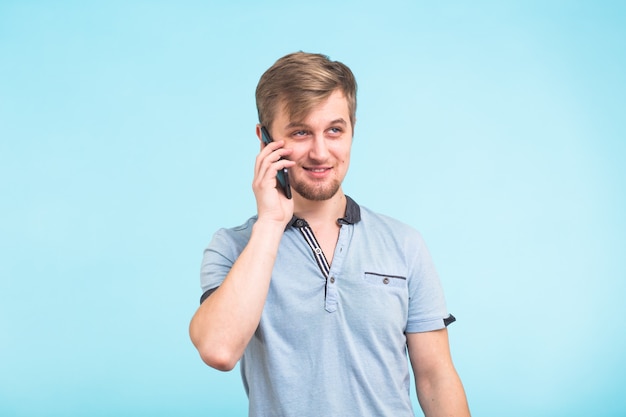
270, 90, 353, 201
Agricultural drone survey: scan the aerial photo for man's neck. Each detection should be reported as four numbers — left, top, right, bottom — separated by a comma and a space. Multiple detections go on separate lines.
293, 190, 347, 229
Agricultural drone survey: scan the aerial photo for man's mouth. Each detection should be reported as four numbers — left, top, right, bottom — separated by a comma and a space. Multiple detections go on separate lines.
303, 167, 332, 178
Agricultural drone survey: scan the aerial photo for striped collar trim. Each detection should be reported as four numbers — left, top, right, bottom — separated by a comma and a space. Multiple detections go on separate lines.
288, 195, 361, 228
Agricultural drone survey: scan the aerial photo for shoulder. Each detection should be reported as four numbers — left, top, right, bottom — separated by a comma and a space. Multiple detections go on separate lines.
358, 205, 425, 243
207, 215, 257, 254
351, 204, 433, 267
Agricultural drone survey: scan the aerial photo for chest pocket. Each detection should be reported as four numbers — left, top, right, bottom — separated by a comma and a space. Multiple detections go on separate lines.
363, 272, 407, 289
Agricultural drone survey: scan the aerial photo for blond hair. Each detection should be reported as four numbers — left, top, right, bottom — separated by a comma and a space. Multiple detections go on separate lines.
255, 52, 357, 131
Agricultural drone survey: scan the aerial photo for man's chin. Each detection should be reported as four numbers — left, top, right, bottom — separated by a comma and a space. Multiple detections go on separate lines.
292, 181, 341, 202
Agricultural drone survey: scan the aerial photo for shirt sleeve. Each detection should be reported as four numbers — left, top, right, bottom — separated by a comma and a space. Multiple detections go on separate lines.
199, 229, 232, 299
405, 231, 451, 333
199, 222, 252, 303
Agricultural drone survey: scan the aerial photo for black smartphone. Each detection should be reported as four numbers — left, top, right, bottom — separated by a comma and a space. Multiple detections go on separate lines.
260, 126, 292, 199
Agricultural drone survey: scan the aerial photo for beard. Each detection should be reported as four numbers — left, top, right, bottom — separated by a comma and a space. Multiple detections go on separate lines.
291, 177, 342, 201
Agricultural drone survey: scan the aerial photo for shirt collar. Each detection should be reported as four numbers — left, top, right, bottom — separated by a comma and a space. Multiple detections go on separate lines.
288, 195, 361, 228
338, 195, 361, 225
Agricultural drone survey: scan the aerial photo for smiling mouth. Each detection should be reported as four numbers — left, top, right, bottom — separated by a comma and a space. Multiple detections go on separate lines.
305, 167, 331, 172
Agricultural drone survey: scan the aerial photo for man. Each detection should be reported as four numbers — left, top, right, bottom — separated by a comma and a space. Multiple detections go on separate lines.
189, 52, 470, 417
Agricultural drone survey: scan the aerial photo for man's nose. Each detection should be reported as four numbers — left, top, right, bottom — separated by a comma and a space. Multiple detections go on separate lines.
309, 135, 329, 161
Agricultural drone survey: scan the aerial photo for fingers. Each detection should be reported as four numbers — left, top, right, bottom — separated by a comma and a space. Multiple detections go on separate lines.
254, 141, 294, 184
256, 140, 290, 164
252, 144, 292, 200
252, 141, 295, 225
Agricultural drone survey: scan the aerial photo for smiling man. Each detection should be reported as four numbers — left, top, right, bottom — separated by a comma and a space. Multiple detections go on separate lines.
189, 52, 470, 417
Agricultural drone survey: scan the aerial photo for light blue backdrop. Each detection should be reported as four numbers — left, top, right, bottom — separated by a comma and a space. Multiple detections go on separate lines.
1, 1, 624, 416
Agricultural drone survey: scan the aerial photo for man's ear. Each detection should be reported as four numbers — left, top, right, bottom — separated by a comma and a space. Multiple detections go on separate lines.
255, 124, 263, 142
256, 124, 265, 150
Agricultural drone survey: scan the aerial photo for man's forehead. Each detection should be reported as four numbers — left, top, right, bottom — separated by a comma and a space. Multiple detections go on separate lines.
275, 93, 349, 125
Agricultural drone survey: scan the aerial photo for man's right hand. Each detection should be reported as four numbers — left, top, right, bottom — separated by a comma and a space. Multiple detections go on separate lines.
252, 139, 295, 227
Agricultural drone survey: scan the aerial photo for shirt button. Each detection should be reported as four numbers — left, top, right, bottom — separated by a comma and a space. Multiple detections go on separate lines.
330, 277, 335, 284
383, 277, 390, 284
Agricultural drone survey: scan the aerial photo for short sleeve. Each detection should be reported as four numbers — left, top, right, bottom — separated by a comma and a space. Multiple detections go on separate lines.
199, 219, 254, 303
405, 232, 451, 333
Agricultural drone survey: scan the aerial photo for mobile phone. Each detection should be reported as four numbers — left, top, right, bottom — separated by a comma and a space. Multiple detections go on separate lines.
260, 126, 292, 199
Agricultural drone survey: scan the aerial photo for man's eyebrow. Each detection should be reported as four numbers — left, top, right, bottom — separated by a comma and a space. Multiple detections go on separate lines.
285, 122, 309, 129
284, 118, 347, 129
330, 118, 348, 126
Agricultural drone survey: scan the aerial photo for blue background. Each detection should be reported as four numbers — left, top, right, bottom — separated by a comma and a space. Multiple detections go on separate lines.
1, 1, 625, 416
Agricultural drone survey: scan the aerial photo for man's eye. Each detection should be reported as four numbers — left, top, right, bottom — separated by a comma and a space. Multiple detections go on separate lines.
292, 130, 308, 137
328, 127, 342, 135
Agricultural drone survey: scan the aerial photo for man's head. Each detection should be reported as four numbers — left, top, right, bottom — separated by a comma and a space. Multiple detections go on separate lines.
255, 52, 357, 133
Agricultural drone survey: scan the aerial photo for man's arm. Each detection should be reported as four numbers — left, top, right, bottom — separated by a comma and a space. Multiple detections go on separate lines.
188, 138, 294, 372
407, 328, 471, 417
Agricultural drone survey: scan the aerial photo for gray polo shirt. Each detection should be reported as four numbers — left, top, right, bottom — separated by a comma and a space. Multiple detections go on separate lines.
200, 196, 453, 417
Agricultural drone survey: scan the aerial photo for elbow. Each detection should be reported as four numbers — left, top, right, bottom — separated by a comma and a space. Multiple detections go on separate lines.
198, 346, 239, 372
189, 314, 241, 371
190, 329, 239, 371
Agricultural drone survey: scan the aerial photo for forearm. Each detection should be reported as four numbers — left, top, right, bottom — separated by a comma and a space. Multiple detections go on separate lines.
189, 220, 284, 371
416, 367, 470, 417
